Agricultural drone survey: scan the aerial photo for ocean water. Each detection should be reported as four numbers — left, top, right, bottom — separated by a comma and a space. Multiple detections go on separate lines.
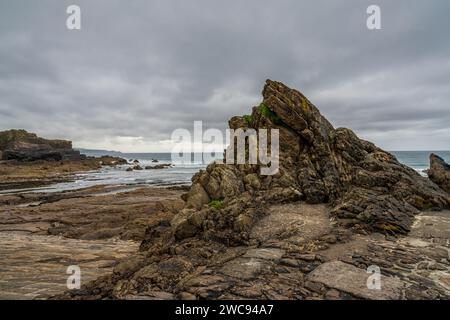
18, 152, 208, 193
4, 150, 450, 194
392, 151, 450, 172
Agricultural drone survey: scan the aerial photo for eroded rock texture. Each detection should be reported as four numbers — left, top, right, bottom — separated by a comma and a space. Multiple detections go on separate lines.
0, 129, 84, 161
176, 80, 448, 240
427, 153, 450, 194
55, 80, 450, 301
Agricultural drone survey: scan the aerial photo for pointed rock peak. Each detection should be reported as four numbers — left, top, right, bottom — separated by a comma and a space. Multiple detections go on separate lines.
175, 80, 449, 244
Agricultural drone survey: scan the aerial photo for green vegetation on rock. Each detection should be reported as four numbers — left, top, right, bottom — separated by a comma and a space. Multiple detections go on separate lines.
258, 103, 283, 125
243, 115, 253, 126
209, 200, 224, 210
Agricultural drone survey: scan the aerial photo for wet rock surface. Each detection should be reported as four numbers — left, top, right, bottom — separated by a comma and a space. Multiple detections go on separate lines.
0, 186, 184, 241
0, 186, 184, 299
0, 232, 138, 300
147, 164, 172, 169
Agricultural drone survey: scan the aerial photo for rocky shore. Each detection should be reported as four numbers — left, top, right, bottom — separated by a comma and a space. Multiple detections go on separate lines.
1, 81, 449, 300
0, 185, 184, 299
52, 80, 450, 300
0, 129, 182, 299
0, 129, 127, 191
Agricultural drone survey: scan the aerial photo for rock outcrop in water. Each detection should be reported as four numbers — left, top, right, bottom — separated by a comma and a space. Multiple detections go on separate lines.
175, 80, 448, 240
0, 129, 84, 161
427, 153, 450, 194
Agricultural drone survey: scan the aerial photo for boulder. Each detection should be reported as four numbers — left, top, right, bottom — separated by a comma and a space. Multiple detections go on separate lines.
96, 156, 128, 166
185, 183, 210, 210
145, 164, 172, 170
427, 153, 450, 194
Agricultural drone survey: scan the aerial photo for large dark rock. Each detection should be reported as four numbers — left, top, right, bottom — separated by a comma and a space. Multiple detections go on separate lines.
0, 129, 85, 162
54, 80, 450, 301
178, 80, 449, 240
427, 153, 450, 194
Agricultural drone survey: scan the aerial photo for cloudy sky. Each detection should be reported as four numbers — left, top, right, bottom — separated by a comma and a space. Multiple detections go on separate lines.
0, 0, 449, 152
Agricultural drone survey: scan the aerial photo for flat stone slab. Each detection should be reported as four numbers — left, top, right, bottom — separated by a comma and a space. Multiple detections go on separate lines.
220, 257, 272, 280
0, 232, 139, 299
409, 211, 450, 246
250, 203, 331, 245
243, 248, 285, 261
307, 261, 405, 300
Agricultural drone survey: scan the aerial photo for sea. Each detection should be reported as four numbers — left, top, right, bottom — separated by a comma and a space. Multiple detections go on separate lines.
4, 150, 450, 194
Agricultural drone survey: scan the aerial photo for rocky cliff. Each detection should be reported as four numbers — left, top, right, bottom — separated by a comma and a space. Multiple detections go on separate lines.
0, 129, 84, 161
427, 153, 450, 194
174, 80, 448, 243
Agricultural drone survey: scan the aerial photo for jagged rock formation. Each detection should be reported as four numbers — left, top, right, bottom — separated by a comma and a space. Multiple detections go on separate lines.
427, 153, 450, 194
56, 80, 450, 301
174, 80, 448, 240
0, 129, 84, 162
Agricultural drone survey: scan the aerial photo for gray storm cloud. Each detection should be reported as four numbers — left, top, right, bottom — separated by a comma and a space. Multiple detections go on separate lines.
0, 0, 449, 151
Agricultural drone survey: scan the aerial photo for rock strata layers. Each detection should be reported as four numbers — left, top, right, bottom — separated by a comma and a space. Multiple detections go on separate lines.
0, 129, 84, 162
0, 186, 184, 299
58, 205, 450, 300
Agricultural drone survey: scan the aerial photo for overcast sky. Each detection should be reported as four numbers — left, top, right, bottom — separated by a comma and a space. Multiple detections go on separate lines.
1, 0, 449, 152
